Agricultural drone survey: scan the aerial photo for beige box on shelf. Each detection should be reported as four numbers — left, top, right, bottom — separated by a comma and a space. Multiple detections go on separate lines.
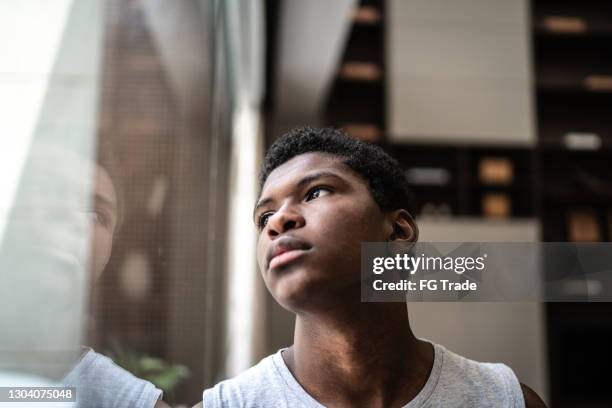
567, 210, 600, 242
353, 6, 381, 25
479, 157, 514, 185
543, 16, 587, 34
339, 62, 382, 81
584, 75, 612, 92
341, 123, 382, 142
482, 193, 511, 218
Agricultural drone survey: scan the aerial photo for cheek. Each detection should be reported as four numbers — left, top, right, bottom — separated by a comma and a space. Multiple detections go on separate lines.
89, 226, 113, 280
308, 201, 385, 271
314, 201, 385, 244
256, 237, 269, 275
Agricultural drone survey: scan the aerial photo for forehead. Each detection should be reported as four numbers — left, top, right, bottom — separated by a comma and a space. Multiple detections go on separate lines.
261, 152, 362, 194
94, 165, 118, 206
17, 148, 117, 208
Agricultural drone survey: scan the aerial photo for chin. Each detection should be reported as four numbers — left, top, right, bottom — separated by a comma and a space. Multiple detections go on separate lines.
270, 266, 352, 313
269, 267, 326, 311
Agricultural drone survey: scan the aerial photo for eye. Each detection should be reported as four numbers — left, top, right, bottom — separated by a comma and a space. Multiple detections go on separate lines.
258, 212, 273, 230
88, 209, 110, 228
305, 186, 331, 202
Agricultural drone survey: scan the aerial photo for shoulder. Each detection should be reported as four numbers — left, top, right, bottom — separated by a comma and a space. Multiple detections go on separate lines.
434, 344, 526, 407
63, 349, 163, 407
440, 347, 547, 407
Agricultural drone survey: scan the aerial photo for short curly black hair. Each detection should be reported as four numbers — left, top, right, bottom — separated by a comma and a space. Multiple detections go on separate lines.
259, 126, 417, 217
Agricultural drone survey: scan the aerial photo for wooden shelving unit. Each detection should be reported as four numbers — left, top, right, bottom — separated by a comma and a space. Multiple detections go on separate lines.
325, 0, 385, 142
534, 0, 612, 150
533, 2, 612, 407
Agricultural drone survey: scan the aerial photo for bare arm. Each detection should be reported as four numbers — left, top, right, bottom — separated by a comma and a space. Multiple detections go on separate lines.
520, 383, 547, 408
191, 402, 203, 408
155, 400, 171, 408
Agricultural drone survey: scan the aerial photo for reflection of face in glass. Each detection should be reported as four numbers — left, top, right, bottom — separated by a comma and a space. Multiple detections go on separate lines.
88, 164, 119, 283
5, 146, 119, 285
0, 144, 121, 379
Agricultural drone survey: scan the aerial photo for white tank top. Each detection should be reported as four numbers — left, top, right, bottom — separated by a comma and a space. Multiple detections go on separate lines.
203, 342, 525, 407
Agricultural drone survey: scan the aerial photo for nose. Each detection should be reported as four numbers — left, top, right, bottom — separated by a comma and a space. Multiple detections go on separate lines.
266, 205, 305, 238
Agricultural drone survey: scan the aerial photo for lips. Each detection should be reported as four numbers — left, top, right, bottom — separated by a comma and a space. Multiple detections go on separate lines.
266, 236, 312, 270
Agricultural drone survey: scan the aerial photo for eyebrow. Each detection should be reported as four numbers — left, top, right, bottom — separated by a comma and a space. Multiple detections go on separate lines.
253, 171, 346, 219
94, 193, 117, 212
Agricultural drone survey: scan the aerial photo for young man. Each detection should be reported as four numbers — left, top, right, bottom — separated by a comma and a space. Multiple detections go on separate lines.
198, 127, 546, 407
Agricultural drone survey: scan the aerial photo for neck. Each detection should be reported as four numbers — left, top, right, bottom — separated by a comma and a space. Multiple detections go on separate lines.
285, 302, 433, 408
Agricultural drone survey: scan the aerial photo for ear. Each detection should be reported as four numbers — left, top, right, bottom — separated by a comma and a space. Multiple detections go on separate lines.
386, 209, 418, 243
